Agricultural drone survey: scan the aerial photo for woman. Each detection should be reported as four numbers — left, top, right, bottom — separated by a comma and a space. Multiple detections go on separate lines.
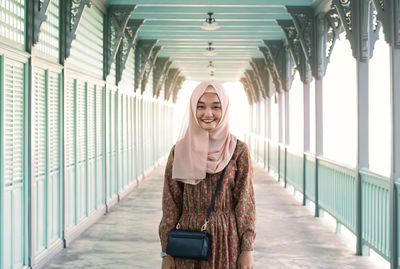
159, 81, 256, 269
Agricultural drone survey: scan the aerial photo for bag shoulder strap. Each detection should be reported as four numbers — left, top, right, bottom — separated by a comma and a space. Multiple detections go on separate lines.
206, 138, 239, 221
176, 139, 239, 230
205, 166, 227, 221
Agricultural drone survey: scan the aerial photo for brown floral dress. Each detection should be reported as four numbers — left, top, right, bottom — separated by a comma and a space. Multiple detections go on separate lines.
159, 140, 256, 269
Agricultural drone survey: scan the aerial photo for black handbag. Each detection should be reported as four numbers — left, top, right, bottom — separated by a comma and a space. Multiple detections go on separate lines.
166, 165, 227, 261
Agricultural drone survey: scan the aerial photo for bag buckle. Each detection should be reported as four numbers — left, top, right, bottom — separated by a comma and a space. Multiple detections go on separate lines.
201, 218, 209, 231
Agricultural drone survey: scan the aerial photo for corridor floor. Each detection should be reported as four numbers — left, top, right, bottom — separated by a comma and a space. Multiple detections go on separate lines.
43, 161, 385, 269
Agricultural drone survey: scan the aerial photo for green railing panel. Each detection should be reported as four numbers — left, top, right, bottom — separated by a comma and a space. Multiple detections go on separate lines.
270, 143, 279, 173
48, 72, 61, 244
117, 92, 123, 190
96, 86, 104, 206
263, 138, 268, 170
36, 0, 59, 59
76, 80, 87, 222
87, 83, 96, 214
286, 150, 303, 191
279, 146, 285, 180
0, 0, 25, 46
33, 67, 47, 255
111, 90, 117, 197
318, 158, 356, 232
360, 169, 390, 260
3, 58, 27, 269
65, 78, 76, 228
258, 135, 264, 164
396, 181, 400, 269
304, 154, 316, 202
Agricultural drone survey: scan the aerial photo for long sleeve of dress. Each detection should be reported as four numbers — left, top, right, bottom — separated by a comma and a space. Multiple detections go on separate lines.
233, 144, 256, 252
159, 146, 183, 252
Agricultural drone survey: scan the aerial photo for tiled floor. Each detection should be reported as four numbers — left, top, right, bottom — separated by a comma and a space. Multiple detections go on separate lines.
43, 162, 385, 269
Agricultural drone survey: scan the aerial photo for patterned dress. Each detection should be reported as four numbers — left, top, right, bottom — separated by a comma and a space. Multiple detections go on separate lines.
159, 140, 256, 269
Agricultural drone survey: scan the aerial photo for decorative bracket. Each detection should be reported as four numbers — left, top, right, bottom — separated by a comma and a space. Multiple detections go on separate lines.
60, 0, 91, 64
244, 70, 260, 103
331, 0, 380, 61
371, 0, 400, 48
260, 40, 294, 92
164, 68, 180, 101
134, 39, 158, 92
285, 6, 314, 64
153, 57, 172, 98
104, 5, 136, 80
141, 45, 162, 94
246, 69, 262, 101
116, 19, 145, 85
277, 19, 312, 84
128, 19, 145, 48
240, 77, 254, 104
172, 76, 186, 103
325, 9, 343, 66
259, 45, 281, 92
26, 0, 51, 52
250, 58, 272, 98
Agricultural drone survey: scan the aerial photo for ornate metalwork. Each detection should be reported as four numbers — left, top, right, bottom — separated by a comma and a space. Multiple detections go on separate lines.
26, 0, 51, 51
250, 58, 271, 98
261, 40, 293, 92
60, 0, 91, 63
127, 19, 145, 48
285, 6, 314, 64
104, 5, 136, 79
240, 77, 253, 104
116, 20, 144, 85
372, 0, 400, 48
332, 0, 380, 61
134, 39, 158, 92
172, 76, 186, 103
243, 70, 259, 103
245, 70, 261, 102
325, 9, 343, 65
140, 45, 161, 94
277, 19, 310, 83
153, 58, 172, 98
259, 45, 281, 92
164, 68, 180, 101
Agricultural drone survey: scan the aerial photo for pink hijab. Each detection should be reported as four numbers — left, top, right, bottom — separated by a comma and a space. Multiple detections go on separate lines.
172, 81, 237, 185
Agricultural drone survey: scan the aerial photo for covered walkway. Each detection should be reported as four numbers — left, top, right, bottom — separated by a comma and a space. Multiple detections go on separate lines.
1, 0, 400, 268
42, 162, 383, 269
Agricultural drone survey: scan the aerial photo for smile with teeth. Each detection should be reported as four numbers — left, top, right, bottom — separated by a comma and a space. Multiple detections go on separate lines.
201, 119, 215, 123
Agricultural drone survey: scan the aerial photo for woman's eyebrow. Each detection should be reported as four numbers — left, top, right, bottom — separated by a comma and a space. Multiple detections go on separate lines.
213, 101, 221, 104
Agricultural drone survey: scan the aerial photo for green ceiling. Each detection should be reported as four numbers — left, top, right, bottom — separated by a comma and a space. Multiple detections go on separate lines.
107, 0, 318, 82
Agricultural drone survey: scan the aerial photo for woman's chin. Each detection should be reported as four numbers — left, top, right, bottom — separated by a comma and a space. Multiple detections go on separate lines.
200, 124, 217, 131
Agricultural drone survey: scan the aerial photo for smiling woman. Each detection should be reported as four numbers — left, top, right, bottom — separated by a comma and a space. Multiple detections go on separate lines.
195, 86, 222, 131
159, 81, 256, 269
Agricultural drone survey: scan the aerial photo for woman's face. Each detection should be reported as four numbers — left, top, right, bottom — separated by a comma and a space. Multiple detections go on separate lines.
196, 91, 222, 131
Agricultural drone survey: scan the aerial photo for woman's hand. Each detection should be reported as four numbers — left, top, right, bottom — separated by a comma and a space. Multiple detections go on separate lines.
161, 255, 175, 269
237, 250, 254, 269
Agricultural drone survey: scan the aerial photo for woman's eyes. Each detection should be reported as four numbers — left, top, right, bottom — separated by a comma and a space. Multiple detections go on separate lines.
196, 105, 221, 109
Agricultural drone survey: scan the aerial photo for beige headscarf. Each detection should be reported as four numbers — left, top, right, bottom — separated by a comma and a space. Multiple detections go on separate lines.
172, 81, 237, 185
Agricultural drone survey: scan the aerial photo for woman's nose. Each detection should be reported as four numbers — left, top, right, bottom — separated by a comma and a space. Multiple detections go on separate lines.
204, 108, 213, 116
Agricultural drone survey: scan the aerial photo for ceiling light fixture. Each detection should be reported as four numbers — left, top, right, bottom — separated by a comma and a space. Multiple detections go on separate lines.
204, 42, 217, 56
201, 12, 220, 31
207, 61, 216, 72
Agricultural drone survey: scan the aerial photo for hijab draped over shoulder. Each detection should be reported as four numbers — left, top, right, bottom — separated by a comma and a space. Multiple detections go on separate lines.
172, 81, 237, 185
